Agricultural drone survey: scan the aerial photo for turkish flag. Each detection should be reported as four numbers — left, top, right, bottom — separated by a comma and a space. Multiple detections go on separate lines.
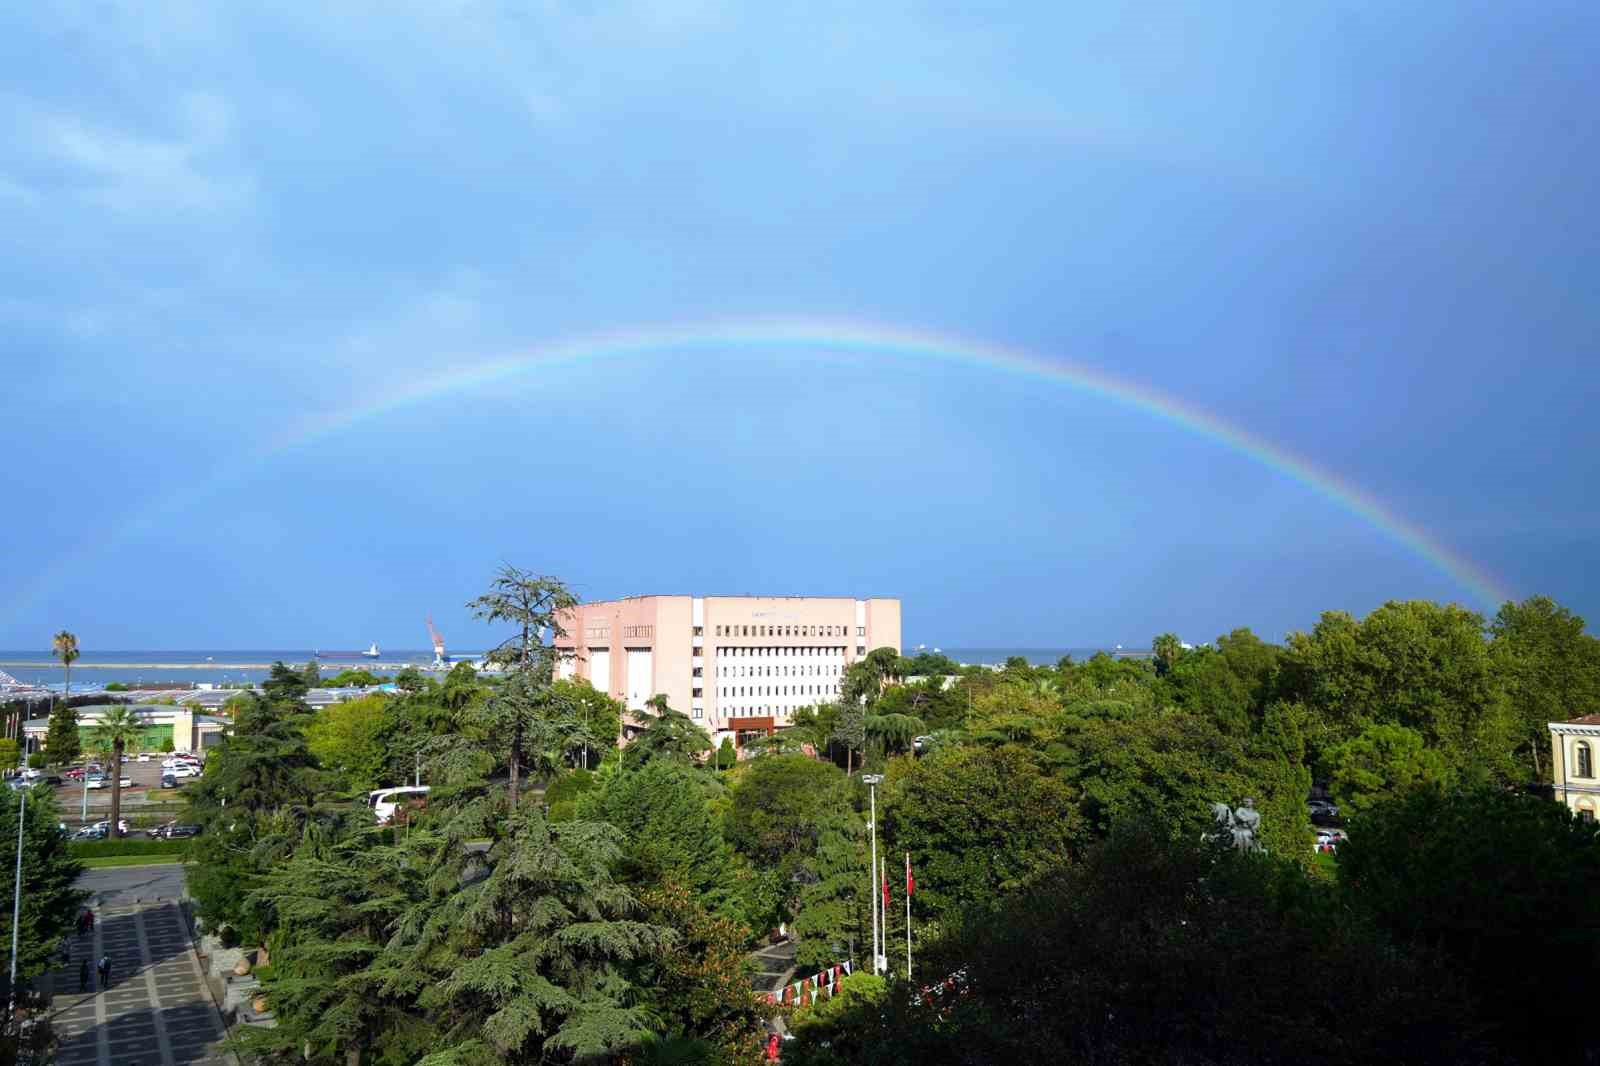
882, 872, 890, 911
906, 854, 915, 897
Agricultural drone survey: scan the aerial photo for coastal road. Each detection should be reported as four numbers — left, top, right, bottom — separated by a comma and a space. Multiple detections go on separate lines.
46, 864, 231, 1066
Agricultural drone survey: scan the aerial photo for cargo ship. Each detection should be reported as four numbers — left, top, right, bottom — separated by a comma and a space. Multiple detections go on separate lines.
317, 643, 381, 660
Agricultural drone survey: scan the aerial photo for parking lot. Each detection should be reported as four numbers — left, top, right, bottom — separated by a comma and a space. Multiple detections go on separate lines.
31, 754, 202, 831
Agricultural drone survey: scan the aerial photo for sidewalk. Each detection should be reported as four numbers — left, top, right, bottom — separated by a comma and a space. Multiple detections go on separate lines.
46, 899, 232, 1066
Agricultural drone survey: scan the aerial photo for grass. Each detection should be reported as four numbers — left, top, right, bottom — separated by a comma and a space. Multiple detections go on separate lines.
80, 855, 187, 868
1312, 850, 1339, 881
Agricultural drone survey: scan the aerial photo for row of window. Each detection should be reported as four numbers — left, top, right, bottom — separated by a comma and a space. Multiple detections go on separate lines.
715, 646, 845, 658
714, 623, 866, 638
719, 684, 838, 699
719, 664, 840, 678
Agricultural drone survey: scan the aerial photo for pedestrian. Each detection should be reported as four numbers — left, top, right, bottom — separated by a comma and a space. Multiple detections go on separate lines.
97, 956, 110, 990
78, 958, 89, 993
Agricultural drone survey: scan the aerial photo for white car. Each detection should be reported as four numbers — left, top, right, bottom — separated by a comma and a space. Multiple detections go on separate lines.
171, 765, 200, 779
137, 753, 151, 763
86, 777, 133, 790
21, 768, 42, 781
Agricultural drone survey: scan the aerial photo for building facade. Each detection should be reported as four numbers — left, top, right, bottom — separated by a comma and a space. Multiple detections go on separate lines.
1549, 714, 1600, 821
23, 704, 228, 756
552, 595, 901, 746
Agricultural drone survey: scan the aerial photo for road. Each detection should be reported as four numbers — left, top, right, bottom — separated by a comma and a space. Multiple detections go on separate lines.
44, 863, 231, 1066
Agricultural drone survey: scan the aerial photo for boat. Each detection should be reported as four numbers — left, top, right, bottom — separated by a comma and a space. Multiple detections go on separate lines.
317, 644, 382, 660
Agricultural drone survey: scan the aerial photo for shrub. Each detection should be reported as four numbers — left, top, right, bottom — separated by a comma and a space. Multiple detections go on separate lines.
26, 753, 46, 770
69, 838, 192, 859
105, 682, 129, 692
160, 737, 174, 753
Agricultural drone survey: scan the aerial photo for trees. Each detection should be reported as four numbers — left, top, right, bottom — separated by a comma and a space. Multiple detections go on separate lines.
1325, 723, 1452, 819
305, 693, 391, 791
1340, 786, 1600, 1059
882, 744, 1083, 924
0, 788, 84, 1005
42, 700, 80, 767
1488, 596, 1600, 780
88, 706, 145, 838
186, 662, 328, 945
551, 679, 622, 769
1151, 632, 1183, 676
0, 738, 17, 772
467, 565, 578, 809
1281, 601, 1517, 782
52, 629, 78, 701
389, 807, 674, 1063
463, 670, 598, 803
579, 758, 733, 899
622, 698, 711, 771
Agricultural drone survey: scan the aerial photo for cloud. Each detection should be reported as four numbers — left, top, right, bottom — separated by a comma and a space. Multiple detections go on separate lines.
11, 92, 253, 215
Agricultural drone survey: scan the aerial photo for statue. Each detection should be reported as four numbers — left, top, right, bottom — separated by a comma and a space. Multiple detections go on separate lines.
1205, 797, 1264, 854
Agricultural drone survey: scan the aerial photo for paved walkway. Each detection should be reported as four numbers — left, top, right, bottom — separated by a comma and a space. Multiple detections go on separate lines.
46, 899, 231, 1066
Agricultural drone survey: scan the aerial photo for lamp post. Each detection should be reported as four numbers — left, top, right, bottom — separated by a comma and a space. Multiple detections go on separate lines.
8, 787, 25, 1020
862, 773, 884, 975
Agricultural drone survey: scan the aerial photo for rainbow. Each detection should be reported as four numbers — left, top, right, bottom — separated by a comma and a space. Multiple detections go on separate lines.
17, 316, 1512, 612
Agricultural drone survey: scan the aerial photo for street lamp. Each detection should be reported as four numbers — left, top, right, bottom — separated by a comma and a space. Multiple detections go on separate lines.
862, 773, 885, 975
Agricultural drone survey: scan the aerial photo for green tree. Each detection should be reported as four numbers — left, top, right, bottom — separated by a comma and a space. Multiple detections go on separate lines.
1151, 632, 1183, 676
300, 659, 323, 688
305, 693, 392, 791
88, 706, 145, 838
634, 881, 768, 1063
186, 662, 328, 945
552, 679, 622, 769
0, 787, 84, 1005
467, 565, 579, 809
727, 755, 855, 925
52, 629, 79, 701
0, 738, 17, 772
883, 744, 1083, 924
831, 702, 865, 776
863, 712, 925, 758
1488, 595, 1600, 780
241, 831, 425, 1066
43, 700, 80, 767
622, 698, 711, 770
579, 758, 734, 899
790, 807, 869, 970
1340, 786, 1600, 1059
715, 735, 737, 770
1281, 601, 1517, 781
388, 806, 675, 1063
1325, 723, 1453, 818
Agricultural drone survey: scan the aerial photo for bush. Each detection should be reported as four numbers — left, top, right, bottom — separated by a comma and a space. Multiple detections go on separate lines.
69, 839, 192, 859
160, 737, 174, 753
544, 768, 595, 810
26, 753, 46, 770
105, 682, 129, 692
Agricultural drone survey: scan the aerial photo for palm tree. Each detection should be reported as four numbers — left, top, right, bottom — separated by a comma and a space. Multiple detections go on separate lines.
1152, 633, 1182, 676
89, 707, 144, 839
53, 629, 79, 699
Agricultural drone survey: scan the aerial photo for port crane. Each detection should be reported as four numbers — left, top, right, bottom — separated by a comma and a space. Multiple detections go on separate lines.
427, 615, 448, 668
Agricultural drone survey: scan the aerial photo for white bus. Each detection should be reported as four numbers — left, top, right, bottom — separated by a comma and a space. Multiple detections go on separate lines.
368, 786, 430, 826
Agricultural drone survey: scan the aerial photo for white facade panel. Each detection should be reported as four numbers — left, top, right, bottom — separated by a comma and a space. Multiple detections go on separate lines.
692, 598, 705, 627
587, 648, 611, 694
626, 648, 654, 711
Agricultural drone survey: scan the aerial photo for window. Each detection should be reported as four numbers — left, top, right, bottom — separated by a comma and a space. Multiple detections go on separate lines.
693, 626, 703, 637
856, 626, 865, 636
1577, 740, 1594, 779
692, 707, 703, 719
693, 667, 702, 677
857, 645, 866, 656
692, 688, 703, 698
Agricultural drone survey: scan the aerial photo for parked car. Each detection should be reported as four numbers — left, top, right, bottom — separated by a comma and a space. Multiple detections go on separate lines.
86, 776, 132, 790
21, 768, 42, 781
73, 824, 107, 841
150, 822, 202, 839
136, 752, 151, 763
171, 765, 200, 780
160, 774, 177, 789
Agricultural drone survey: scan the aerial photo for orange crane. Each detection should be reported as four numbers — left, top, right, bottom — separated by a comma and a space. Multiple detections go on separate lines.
427, 616, 447, 666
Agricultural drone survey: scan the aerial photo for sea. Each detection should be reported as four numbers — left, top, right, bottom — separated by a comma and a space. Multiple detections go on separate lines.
1, 646, 1126, 690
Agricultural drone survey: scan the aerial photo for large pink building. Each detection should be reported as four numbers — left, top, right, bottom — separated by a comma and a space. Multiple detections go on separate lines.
552, 595, 901, 746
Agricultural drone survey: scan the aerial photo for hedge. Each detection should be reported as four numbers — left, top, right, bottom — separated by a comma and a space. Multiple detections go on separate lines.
69, 839, 192, 859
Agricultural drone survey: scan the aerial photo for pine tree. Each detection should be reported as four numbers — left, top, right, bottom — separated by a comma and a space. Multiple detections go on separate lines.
0, 787, 85, 1002
390, 805, 675, 1063
42, 701, 80, 766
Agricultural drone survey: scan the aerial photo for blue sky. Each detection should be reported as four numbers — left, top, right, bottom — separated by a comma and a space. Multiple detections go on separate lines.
3, 2, 1597, 650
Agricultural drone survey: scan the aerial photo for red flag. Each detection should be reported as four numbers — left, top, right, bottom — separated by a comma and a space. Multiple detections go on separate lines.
882, 871, 890, 911
906, 853, 914, 897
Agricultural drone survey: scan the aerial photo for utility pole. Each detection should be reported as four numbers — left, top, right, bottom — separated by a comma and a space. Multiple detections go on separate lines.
863, 774, 883, 975
9, 788, 25, 1019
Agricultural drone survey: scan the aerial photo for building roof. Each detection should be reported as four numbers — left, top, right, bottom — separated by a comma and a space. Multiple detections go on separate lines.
1563, 714, 1600, 725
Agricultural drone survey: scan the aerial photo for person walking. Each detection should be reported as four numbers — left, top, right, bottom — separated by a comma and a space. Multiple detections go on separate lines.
96, 956, 111, 990
78, 958, 90, 993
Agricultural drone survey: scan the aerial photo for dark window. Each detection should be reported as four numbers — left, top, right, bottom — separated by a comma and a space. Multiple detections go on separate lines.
1578, 741, 1594, 778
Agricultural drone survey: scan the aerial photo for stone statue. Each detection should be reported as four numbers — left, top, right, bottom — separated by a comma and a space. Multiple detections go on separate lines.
1205, 797, 1264, 854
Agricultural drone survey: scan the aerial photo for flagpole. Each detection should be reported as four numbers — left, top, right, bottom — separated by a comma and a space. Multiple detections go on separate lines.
880, 855, 888, 977
865, 776, 881, 975
905, 852, 912, 980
